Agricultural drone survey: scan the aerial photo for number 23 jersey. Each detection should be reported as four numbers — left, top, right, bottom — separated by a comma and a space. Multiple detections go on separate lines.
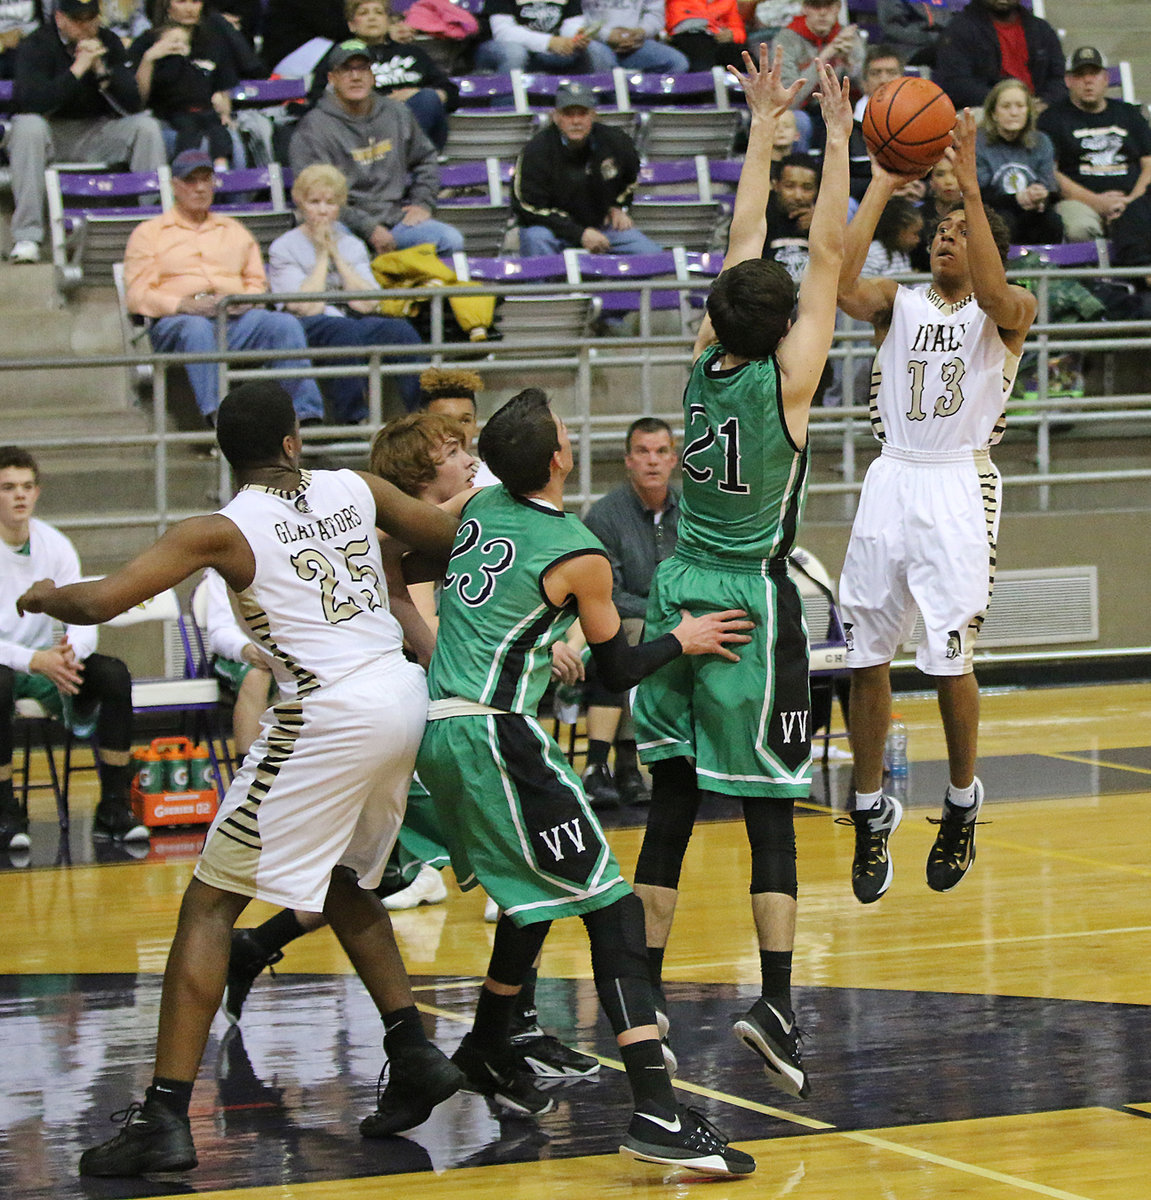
219, 469, 401, 699
871, 284, 1022, 453
427, 486, 606, 714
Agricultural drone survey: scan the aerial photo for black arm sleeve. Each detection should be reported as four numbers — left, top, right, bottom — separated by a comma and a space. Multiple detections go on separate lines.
587, 625, 681, 693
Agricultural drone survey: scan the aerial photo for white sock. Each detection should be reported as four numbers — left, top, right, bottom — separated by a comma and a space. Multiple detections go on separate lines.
854, 788, 883, 812
947, 781, 977, 808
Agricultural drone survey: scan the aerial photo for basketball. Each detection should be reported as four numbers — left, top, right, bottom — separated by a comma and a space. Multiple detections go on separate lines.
861, 76, 957, 174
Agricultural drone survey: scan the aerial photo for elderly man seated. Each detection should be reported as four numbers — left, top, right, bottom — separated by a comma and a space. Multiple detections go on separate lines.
123, 148, 325, 425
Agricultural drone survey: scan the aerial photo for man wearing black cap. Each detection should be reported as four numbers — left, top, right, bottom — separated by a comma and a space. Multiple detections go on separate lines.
123, 149, 326, 425
7, 0, 165, 263
1039, 46, 1151, 262
289, 39, 462, 258
511, 84, 661, 257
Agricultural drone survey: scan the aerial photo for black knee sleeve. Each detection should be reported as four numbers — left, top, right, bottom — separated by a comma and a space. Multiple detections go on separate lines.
583, 893, 657, 1035
743, 796, 797, 898
83, 653, 134, 752
486, 915, 550, 988
633, 757, 701, 889
0, 665, 14, 767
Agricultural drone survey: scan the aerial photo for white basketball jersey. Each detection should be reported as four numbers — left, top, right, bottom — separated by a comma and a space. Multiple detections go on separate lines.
869, 284, 1021, 453
219, 469, 401, 699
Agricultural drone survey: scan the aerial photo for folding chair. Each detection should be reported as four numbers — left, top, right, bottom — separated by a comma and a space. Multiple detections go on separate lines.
438, 159, 515, 257
46, 166, 171, 290
105, 590, 230, 799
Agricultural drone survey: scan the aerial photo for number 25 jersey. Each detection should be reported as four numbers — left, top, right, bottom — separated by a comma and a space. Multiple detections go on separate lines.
870, 284, 1022, 453
219, 469, 401, 699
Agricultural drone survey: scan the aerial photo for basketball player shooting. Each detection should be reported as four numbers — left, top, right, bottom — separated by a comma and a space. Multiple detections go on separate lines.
835, 110, 1037, 905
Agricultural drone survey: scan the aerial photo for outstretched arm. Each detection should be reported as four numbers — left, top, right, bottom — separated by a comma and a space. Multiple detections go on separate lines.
693, 45, 804, 361
544, 552, 753, 691
950, 110, 1037, 350
775, 61, 853, 427
357, 471, 461, 559
17, 516, 252, 625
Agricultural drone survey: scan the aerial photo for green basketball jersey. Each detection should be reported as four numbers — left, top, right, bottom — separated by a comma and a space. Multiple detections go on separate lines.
427, 486, 606, 714
676, 344, 810, 568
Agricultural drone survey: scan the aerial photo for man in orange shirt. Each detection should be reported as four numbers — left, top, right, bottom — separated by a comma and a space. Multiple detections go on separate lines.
124, 149, 324, 425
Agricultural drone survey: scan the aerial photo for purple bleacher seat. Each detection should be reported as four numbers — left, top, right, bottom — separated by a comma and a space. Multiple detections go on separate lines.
572, 251, 681, 313
520, 71, 624, 111
230, 78, 307, 106
626, 70, 724, 106
453, 74, 518, 109
462, 254, 570, 282
207, 165, 285, 213
0, 80, 13, 108
1008, 241, 1104, 267
635, 159, 705, 202
438, 160, 492, 191
54, 170, 164, 228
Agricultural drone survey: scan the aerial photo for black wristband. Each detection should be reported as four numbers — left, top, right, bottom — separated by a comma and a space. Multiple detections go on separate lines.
587, 625, 681, 693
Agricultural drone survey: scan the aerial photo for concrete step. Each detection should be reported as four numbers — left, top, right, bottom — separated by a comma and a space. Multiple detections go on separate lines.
0, 260, 63, 311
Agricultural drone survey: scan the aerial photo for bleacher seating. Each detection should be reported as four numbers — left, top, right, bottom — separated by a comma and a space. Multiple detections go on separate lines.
46, 167, 170, 291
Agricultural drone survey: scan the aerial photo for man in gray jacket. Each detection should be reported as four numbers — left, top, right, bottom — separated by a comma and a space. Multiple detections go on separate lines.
289, 39, 462, 258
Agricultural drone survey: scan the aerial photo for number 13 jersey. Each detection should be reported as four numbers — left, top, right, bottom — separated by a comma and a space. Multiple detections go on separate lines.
870, 285, 1022, 454
219, 469, 401, 700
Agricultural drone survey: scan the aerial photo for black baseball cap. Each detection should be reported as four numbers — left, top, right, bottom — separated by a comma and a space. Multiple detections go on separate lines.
555, 84, 597, 111
328, 39, 373, 69
1067, 47, 1107, 73
57, 0, 100, 17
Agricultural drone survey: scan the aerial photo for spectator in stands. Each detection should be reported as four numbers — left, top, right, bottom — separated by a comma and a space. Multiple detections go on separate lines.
977, 77, 1063, 245
260, 0, 348, 74
101, 0, 151, 43
876, 0, 950, 68
862, 195, 923, 275
473, 0, 615, 74
579, 0, 689, 73
580, 417, 679, 809
849, 44, 906, 201
933, 0, 1066, 113
290, 39, 462, 258
909, 154, 961, 269
775, 0, 863, 146
762, 151, 819, 284
0, 446, 149, 855
0, 2, 38, 81
665, 0, 747, 73
1039, 46, 1151, 271
7, 0, 166, 264
130, 0, 245, 166
743, 1, 800, 52
268, 163, 425, 420
511, 82, 661, 257
307, 0, 459, 152
123, 148, 326, 424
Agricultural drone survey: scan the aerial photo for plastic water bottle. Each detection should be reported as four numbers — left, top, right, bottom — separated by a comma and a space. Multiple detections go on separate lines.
886, 714, 909, 779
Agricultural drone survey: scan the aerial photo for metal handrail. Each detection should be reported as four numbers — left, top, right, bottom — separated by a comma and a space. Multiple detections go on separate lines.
3, 263, 1149, 536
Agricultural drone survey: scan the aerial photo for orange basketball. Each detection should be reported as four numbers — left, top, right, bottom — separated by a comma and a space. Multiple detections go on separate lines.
861, 76, 956, 175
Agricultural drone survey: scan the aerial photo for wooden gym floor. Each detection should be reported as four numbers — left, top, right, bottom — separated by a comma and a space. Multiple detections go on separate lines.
1, 680, 1150, 1200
